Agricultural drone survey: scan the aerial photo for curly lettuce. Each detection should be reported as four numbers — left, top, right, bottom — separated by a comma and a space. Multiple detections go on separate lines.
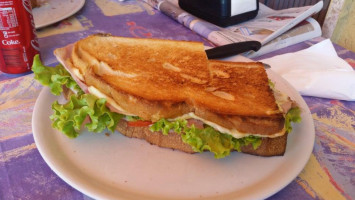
32, 54, 83, 96
32, 55, 123, 138
150, 119, 262, 159
269, 79, 302, 133
50, 94, 123, 138
285, 107, 301, 133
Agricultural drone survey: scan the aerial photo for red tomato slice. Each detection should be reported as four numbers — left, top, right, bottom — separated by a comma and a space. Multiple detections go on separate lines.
127, 120, 153, 127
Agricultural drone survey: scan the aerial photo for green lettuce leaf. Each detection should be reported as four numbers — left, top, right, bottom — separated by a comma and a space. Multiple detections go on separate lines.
32, 54, 123, 138
285, 107, 302, 133
125, 115, 143, 122
149, 119, 261, 159
50, 93, 123, 138
32, 54, 83, 96
268, 79, 275, 89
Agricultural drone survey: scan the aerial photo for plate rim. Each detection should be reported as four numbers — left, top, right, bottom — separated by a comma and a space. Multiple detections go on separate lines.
32, 0, 86, 29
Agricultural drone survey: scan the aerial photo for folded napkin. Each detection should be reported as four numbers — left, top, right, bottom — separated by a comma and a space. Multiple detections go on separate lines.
260, 39, 355, 101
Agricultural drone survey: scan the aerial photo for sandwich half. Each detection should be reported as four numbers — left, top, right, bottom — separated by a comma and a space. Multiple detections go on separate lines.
33, 34, 301, 158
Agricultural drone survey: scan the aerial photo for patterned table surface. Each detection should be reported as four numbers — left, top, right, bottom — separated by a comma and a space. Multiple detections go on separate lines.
0, 1, 354, 199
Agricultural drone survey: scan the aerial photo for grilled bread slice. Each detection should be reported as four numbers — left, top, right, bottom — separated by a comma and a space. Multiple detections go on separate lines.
71, 35, 281, 115
55, 34, 291, 156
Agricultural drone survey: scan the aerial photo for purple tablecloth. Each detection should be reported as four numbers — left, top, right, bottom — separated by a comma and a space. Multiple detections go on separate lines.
1, 1, 354, 199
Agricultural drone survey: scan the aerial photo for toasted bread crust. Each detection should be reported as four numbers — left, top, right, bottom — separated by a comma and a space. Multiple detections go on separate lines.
206, 60, 280, 115
72, 35, 281, 117
116, 119, 287, 156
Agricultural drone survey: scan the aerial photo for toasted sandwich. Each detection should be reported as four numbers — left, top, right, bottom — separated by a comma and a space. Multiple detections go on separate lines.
32, 34, 301, 158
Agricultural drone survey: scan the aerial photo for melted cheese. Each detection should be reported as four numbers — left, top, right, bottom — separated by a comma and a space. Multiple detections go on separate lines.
88, 86, 133, 116
274, 89, 291, 113
171, 112, 286, 139
269, 80, 291, 114
72, 68, 84, 81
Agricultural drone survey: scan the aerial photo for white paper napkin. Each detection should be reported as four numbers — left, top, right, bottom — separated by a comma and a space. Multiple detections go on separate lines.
260, 39, 355, 101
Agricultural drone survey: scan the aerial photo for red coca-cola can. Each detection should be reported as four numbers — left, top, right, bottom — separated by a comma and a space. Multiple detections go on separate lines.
0, 0, 39, 74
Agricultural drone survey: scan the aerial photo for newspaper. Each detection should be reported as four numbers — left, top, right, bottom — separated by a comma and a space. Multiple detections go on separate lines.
142, 0, 323, 57
247, 17, 322, 58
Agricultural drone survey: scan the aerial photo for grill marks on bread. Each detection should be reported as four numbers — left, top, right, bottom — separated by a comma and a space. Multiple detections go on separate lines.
67, 35, 284, 135
75, 36, 209, 103
73, 35, 280, 116
206, 61, 279, 115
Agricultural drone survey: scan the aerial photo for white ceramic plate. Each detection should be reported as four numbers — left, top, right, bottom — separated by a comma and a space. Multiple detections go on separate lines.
32, 0, 85, 29
32, 70, 315, 200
